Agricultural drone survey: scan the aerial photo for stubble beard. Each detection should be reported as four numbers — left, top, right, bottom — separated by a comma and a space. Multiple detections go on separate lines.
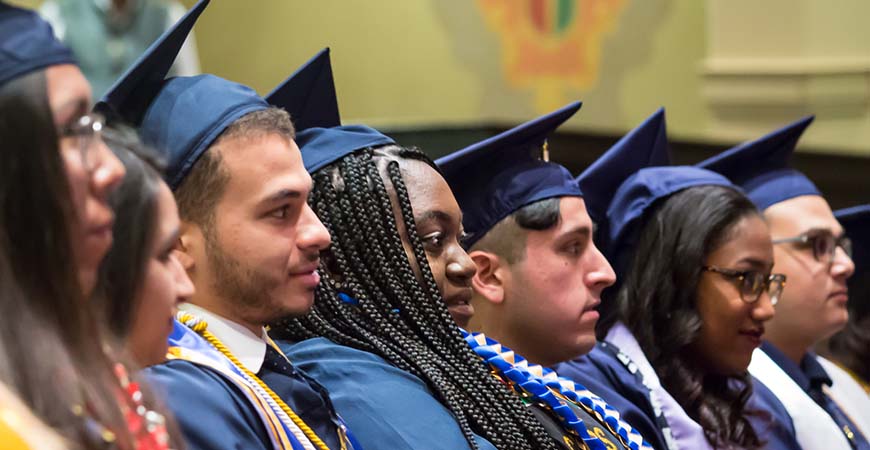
204, 230, 283, 326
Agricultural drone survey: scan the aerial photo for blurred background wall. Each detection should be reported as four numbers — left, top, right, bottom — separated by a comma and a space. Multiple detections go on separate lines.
14, 0, 869, 206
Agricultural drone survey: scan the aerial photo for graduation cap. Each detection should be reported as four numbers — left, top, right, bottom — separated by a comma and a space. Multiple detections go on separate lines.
97, 0, 269, 190
576, 107, 670, 225
835, 205, 870, 301
697, 116, 818, 211
266, 48, 394, 174
576, 108, 732, 276
0, 2, 76, 87
436, 102, 583, 248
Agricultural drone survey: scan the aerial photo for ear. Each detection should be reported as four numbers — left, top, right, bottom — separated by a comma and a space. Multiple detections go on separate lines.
470, 250, 506, 305
174, 221, 200, 271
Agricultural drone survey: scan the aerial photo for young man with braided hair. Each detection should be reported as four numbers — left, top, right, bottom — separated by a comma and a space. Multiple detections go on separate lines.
97, 5, 356, 450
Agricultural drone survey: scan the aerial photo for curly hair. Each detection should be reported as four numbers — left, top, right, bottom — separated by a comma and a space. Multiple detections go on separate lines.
270, 145, 557, 450
615, 185, 766, 449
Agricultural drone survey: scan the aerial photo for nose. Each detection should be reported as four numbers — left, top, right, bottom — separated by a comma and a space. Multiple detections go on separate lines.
830, 245, 855, 280
90, 139, 125, 199
586, 243, 616, 292
751, 289, 776, 323
445, 244, 476, 285
170, 254, 195, 303
298, 204, 331, 252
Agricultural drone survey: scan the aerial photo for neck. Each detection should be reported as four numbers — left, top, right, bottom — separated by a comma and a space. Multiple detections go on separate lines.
764, 327, 811, 365
468, 319, 554, 367
186, 297, 264, 337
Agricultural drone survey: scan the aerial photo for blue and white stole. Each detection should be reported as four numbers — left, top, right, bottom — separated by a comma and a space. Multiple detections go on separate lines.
166, 318, 316, 450
462, 330, 654, 450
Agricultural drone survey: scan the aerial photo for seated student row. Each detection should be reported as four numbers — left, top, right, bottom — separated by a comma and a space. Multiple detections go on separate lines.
1, 1, 868, 449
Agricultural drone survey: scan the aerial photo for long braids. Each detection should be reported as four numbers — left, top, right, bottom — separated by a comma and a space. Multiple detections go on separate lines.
273, 146, 556, 449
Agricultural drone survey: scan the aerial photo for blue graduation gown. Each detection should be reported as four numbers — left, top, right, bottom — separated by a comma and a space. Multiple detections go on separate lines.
757, 342, 870, 450
554, 345, 670, 450
278, 337, 497, 450
554, 344, 801, 450
144, 320, 352, 450
144, 359, 276, 450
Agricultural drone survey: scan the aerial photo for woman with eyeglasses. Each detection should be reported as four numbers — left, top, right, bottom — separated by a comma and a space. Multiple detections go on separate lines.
699, 118, 870, 450
553, 112, 794, 450
0, 4, 176, 449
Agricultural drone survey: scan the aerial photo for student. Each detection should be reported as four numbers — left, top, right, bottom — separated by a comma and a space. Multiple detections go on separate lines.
700, 117, 869, 450
821, 205, 870, 393
99, 2, 355, 449
270, 52, 649, 450
0, 4, 175, 449
96, 135, 195, 368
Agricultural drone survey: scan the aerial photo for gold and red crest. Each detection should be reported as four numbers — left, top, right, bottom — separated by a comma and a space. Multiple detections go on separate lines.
477, 0, 627, 111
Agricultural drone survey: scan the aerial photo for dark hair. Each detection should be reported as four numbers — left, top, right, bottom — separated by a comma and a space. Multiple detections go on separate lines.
824, 270, 870, 382
0, 71, 130, 447
470, 197, 561, 264
94, 130, 187, 449
175, 107, 294, 231
271, 145, 557, 450
615, 185, 764, 449
96, 128, 166, 341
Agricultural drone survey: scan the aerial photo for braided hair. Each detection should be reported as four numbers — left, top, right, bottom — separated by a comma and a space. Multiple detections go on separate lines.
271, 145, 557, 450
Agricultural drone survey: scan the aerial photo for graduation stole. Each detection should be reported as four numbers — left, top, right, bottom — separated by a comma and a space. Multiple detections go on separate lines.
166, 313, 330, 450
462, 330, 654, 450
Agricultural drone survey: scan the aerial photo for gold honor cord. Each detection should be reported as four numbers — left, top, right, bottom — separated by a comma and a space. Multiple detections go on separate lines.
178, 314, 332, 450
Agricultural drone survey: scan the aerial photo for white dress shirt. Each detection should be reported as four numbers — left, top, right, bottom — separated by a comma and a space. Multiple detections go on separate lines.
179, 303, 268, 373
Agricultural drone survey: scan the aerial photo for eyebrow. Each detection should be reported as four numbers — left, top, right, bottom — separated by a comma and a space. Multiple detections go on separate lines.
158, 228, 181, 255
54, 98, 88, 126
415, 210, 454, 224
800, 226, 846, 238
561, 225, 592, 239
735, 257, 773, 271
261, 188, 303, 205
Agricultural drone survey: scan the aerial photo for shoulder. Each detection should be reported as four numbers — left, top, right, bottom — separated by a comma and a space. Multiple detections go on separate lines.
746, 376, 800, 450
142, 360, 271, 450
278, 338, 491, 450
280, 338, 422, 384
280, 337, 386, 364
553, 346, 667, 450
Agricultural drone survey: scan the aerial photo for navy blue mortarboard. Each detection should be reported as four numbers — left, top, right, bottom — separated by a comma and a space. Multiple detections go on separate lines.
97, 0, 269, 190
576, 107, 670, 224
0, 2, 76, 87
576, 108, 733, 275
698, 116, 819, 211
267, 48, 394, 174
436, 102, 583, 248
836, 205, 870, 291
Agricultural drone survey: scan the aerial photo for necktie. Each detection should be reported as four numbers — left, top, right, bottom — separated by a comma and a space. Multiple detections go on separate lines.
261, 344, 298, 378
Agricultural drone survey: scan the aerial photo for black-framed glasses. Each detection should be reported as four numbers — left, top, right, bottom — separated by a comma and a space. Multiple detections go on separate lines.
58, 113, 105, 171
702, 266, 786, 305
772, 229, 852, 264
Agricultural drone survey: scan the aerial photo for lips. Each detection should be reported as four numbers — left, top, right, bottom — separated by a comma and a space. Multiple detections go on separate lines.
445, 288, 474, 327
583, 299, 601, 313
738, 327, 764, 347
88, 214, 114, 236
289, 262, 321, 288
828, 289, 849, 304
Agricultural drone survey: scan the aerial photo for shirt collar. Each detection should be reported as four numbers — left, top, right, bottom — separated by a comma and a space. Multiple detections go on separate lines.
179, 303, 268, 373
761, 341, 832, 392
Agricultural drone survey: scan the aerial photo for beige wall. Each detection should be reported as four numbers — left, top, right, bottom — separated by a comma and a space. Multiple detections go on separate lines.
16, 0, 870, 156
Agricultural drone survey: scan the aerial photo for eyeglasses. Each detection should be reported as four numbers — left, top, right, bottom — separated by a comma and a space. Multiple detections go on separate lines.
772, 229, 852, 264
58, 113, 105, 171
702, 266, 786, 305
